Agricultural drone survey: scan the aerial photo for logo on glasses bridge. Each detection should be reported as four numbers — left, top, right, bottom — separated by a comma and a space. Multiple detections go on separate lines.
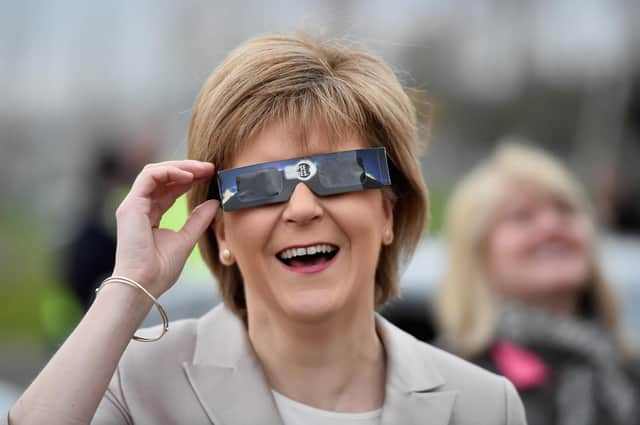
285, 159, 317, 181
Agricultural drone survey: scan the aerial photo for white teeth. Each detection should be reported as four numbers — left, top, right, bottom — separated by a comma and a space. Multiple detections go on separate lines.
278, 244, 337, 260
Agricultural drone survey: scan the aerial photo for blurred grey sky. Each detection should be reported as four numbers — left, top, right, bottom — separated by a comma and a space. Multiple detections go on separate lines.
2, 1, 636, 111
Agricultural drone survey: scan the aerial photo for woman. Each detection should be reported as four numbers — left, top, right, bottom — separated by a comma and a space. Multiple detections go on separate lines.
7, 34, 525, 425
437, 142, 640, 425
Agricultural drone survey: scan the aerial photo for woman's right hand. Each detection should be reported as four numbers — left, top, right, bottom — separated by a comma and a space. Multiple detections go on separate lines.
111, 160, 219, 298
8, 161, 219, 425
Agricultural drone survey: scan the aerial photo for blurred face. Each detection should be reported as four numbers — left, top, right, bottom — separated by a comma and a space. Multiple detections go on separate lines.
486, 184, 592, 310
214, 122, 394, 323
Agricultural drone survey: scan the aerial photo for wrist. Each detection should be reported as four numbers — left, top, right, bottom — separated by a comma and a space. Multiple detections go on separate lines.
97, 279, 154, 306
95, 276, 169, 342
110, 268, 162, 296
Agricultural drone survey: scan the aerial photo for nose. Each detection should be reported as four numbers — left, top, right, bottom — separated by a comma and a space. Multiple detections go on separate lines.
536, 205, 567, 233
282, 183, 323, 225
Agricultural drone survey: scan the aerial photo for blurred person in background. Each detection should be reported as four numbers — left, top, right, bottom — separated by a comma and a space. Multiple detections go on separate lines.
436, 142, 640, 425
63, 132, 158, 311
6, 34, 526, 425
63, 142, 121, 311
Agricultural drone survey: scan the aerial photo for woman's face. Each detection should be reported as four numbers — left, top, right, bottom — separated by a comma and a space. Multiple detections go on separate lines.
214, 122, 394, 322
486, 184, 592, 309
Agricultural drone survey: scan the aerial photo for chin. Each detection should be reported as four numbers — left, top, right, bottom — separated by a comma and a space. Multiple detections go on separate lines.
279, 291, 348, 323
531, 260, 589, 284
530, 271, 588, 293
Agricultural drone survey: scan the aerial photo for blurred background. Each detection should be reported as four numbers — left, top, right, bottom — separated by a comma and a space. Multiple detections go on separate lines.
2, 0, 640, 411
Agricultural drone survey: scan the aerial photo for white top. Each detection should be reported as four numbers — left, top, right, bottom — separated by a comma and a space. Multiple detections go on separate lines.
272, 390, 383, 425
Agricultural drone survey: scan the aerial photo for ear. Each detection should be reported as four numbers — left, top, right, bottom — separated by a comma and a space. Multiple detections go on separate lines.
381, 193, 395, 246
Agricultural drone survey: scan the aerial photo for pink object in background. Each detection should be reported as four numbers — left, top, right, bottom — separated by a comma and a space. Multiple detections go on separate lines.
491, 341, 550, 390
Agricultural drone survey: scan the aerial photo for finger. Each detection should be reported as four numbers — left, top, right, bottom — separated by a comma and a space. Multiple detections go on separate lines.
137, 161, 215, 198
152, 173, 215, 218
145, 160, 214, 179
147, 173, 217, 227
131, 166, 195, 198
156, 171, 214, 202
177, 199, 220, 251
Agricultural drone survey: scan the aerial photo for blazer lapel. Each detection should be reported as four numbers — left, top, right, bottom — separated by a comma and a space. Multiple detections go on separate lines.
183, 306, 284, 425
376, 315, 457, 425
182, 306, 456, 425
381, 387, 457, 425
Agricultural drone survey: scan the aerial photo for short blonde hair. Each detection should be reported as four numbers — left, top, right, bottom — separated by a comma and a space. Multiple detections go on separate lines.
436, 141, 628, 357
187, 34, 429, 319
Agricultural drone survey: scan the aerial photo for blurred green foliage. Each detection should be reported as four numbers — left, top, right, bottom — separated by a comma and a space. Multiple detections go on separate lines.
160, 195, 209, 273
427, 188, 447, 235
0, 206, 82, 343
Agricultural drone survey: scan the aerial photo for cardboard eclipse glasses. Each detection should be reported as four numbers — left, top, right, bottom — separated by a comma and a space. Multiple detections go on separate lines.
208, 147, 393, 212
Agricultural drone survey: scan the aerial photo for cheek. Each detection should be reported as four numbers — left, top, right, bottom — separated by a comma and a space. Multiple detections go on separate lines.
488, 226, 528, 265
485, 226, 537, 291
223, 210, 277, 261
345, 215, 384, 269
568, 218, 592, 254
325, 194, 388, 277
333, 195, 387, 243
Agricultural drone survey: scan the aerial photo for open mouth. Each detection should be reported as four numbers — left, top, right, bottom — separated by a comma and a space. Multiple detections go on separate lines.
277, 244, 339, 268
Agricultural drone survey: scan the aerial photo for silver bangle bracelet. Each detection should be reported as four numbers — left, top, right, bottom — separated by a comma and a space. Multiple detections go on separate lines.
96, 276, 169, 342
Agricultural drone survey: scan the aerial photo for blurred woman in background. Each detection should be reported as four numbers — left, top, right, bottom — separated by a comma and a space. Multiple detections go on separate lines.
436, 141, 640, 425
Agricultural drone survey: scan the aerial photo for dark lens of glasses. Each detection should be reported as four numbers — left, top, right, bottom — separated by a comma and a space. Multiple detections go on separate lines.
236, 168, 283, 202
318, 155, 365, 188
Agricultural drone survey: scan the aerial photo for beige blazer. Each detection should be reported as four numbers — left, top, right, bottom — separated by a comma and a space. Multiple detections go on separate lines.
88, 304, 526, 425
